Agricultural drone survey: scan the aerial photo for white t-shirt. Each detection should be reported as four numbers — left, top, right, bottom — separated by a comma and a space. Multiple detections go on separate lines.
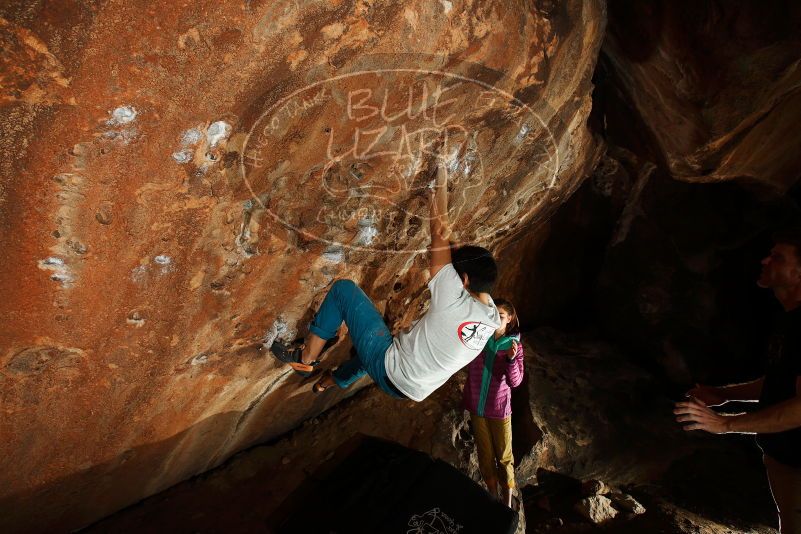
384, 264, 501, 401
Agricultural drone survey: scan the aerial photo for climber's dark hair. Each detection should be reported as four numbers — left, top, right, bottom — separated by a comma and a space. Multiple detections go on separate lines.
773, 226, 801, 261
494, 298, 520, 337
451, 245, 497, 294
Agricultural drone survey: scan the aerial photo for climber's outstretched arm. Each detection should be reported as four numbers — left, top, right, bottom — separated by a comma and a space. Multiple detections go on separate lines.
429, 163, 452, 278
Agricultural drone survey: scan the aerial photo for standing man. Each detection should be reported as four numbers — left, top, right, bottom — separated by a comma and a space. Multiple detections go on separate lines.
675, 228, 801, 534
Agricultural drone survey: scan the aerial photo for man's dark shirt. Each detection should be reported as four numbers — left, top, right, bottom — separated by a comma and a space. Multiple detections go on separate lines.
756, 307, 801, 467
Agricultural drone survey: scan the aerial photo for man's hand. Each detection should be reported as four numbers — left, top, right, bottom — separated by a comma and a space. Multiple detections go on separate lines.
674, 397, 731, 434
686, 383, 726, 407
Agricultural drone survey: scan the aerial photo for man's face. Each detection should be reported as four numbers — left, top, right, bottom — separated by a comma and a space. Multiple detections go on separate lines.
758, 243, 801, 289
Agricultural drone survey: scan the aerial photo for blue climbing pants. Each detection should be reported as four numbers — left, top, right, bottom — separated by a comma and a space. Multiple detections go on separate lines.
309, 280, 403, 398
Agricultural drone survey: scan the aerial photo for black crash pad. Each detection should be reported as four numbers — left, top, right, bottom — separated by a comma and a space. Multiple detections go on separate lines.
271, 434, 518, 534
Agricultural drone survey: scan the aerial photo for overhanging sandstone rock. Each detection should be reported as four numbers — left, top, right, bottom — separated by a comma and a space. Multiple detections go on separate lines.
0, 1, 605, 530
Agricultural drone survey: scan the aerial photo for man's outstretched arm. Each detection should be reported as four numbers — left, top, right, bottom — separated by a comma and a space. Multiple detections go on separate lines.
675, 377, 801, 434
687, 378, 765, 406
429, 163, 452, 278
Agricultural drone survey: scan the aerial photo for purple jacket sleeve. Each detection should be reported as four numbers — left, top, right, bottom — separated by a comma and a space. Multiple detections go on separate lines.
505, 342, 524, 388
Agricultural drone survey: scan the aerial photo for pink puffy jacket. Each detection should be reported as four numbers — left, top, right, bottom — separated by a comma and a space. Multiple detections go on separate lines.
462, 338, 524, 419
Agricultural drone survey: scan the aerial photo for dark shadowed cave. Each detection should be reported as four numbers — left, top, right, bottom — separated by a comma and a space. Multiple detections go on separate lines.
2, 0, 801, 533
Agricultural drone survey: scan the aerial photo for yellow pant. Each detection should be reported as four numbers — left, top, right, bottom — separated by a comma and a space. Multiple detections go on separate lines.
471, 414, 515, 489
765, 455, 801, 534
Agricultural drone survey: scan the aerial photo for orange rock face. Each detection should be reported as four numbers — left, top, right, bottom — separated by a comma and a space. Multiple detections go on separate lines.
0, 0, 604, 530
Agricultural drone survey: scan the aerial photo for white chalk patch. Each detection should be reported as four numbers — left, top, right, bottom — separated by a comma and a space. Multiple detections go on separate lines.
38, 257, 74, 287
108, 106, 137, 125
172, 150, 193, 164
322, 246, 344, 263
194, 163, 212, 176
439, 0, 453, 14
191, 353, 209, 366
50, 272, 73, 283
103, 107, 139, 144
447, 155, 460, 173
181, 128, 203, 146
207, 121, 232, 147
153, 255, 174, 274
172, 128, 203, 164
262, 316, 292, 351
126, 316, 145, 327
354, 219, 378, 246
514, 123, 530, 144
